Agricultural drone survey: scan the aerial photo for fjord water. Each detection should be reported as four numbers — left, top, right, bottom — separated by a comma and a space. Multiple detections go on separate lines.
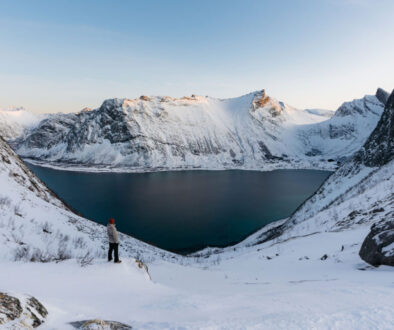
27, 165, 331, 254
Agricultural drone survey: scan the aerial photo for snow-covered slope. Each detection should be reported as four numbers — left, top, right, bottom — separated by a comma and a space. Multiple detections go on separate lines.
283, 89, 393, 236
2, 232, 394, 329
223, 89, 394, 253
11, 89, 386, 171
295, 89, 387, 159
0, 106, 42, 140
0, 136, 177, 262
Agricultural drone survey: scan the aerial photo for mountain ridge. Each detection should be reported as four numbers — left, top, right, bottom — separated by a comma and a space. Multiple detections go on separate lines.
222, 90, 394, 251
10, 89, 387, 172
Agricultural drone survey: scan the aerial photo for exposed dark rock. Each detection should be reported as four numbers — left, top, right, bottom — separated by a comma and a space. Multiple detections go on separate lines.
328, 123, 355, 139
359, 218, 394, 267
139, 95, 151, 101
375, 88, 389, 105
354, 90, 394, 167
0, 292, 47, 328
258, 141, 282, 160
27, 296, 48, 324
320, 254, 328, 260
345, 90, 394, 266
70, 319, 132, 329
305, 148, 322, 157
0, 292, 22, 324
348, 210, 361, 220
252, 222, 285, 246
251, 89, 282, 117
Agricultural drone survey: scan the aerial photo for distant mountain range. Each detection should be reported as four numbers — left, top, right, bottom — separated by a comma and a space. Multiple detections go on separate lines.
0, 106, 43, 140
3, 88, 388, 172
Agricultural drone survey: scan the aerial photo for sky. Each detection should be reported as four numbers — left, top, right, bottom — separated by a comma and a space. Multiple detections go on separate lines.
0, 0, 393, 114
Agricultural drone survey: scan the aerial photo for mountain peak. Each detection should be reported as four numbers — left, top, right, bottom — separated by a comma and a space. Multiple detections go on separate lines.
251, 89, 283, 116
335, 91, 385, 118
375, 88, 389, 105
355, 90, 394, 167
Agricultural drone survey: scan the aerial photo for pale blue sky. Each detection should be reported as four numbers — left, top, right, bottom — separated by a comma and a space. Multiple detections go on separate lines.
0, 0, 393, 113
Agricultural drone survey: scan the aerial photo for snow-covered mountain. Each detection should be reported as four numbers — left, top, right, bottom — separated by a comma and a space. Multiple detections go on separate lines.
213, 90, 394, 259
0, 90, 393, 328
1, 88, 391, 265
295, 88, 387, 159
0, 106, 42, 140
0, 136, 177, 262
11, 89, 387, 171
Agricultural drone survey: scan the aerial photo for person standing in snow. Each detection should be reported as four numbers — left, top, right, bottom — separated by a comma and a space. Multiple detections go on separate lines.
107, 218, 121, 263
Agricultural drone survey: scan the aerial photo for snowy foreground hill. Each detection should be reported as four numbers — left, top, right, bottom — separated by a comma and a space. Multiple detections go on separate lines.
0, 90, 393, 328
0, 136, 177, 263
10, 88, 388, 172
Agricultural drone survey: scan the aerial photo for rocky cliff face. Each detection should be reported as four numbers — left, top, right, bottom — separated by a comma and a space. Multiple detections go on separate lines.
354, 90, 393, 167
10, 89, 386, 171
358, 90, 394, 266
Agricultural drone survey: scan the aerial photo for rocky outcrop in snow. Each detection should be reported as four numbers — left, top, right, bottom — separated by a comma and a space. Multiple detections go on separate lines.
375, 87, 390, 105
359, 218, 394, 267
0, 292, 47, 328
357, 90, 394, 266
11, 89, 386, 171
70, 319, 132, 329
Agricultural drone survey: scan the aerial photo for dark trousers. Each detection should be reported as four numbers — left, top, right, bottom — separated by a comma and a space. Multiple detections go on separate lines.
108, 243, 119, 262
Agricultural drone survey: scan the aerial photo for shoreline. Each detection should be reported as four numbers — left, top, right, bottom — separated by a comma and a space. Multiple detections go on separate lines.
23, 157, 338, 174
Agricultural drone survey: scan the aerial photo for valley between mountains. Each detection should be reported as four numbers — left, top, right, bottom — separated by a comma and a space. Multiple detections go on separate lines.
0, 88, 393, 329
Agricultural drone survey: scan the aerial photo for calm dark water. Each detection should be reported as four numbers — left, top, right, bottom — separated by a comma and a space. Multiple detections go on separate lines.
27, 165, 331, 254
